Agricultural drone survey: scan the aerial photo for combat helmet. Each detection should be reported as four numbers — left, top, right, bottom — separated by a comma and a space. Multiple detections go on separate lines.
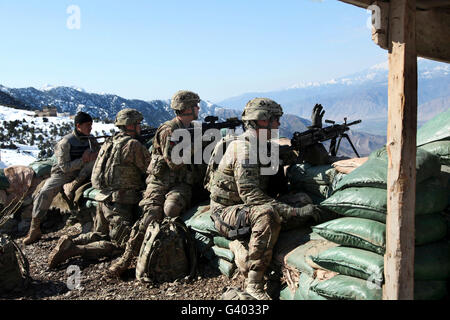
171, 90, 200, 111
241, 98, 283, 129
115, 108, 143, 126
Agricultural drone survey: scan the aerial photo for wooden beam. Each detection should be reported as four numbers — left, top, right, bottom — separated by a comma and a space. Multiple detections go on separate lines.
416, 9, 450, 63
384, 0, 417, 300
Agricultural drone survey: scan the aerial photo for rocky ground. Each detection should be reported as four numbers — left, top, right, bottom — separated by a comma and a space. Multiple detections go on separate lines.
2, 213, 245, 301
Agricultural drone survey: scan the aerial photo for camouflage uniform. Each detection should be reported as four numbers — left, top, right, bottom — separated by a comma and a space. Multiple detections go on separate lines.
31, 130, 100, 220
48, 109, 151, 268
108, 90, 202, 277
206, 98, 333, 300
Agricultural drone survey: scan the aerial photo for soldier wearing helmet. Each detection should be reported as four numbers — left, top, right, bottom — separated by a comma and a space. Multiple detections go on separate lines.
48, 108, 151, 269
205, 98, 337, 300
23, 111, 100, 246
108, 90, 203, 277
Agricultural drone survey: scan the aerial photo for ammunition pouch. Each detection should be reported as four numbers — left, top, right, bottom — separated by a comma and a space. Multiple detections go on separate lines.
211, 208, 251, 241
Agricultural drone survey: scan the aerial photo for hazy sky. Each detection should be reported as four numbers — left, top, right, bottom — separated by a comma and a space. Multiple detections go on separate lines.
0, 0, 387, 102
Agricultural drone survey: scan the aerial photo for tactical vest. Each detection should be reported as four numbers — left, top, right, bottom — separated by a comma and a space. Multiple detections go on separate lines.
66, 131, 92, 161
150, 118, 196, 185
92, 133, 145, 193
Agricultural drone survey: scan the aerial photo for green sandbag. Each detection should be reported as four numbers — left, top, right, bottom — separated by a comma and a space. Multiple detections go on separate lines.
285, 239, 339, 277
313, 218, 386, 255
0, 169, 9, 190
311, 274, 382, 300
295, 273, 328, 300
414, 281, 448, 300
419, 140, 450, 165
321, 178, 448, 223
210, 258, 236, 278
213, 236, 231, 249
415, 240, 450, 280
334, 147, 441, 191
29, 156, 56, 178
311, 246, 384, 283
193, 232, 213, 256
313, 215, 447, 254
211, 246, 235, 263
83, 187, 99, 201
182, 203, 217, 235
279, 286, 294, 300
417, 108, 450, 146
85, 200, 98, 208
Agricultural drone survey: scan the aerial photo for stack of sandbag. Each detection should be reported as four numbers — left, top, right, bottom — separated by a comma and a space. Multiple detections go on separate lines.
416, 109, 450, 208
28, 156, 55, 180
287, 163, 344, 204
307, 147, 450, 300
82, 186, 100, 209
181, 203, 237, 278
273, 228, 342, 300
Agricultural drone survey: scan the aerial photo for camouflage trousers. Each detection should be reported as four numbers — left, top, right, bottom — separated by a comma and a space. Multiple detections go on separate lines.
126, 181, 192, 256
210, 191, 313, 273
31, 163, 94, 220
71, 201, 138, 259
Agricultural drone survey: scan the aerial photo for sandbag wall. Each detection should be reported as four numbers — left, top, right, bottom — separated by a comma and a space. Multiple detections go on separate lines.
310, 147, 450, 300
182, 204, 237, 278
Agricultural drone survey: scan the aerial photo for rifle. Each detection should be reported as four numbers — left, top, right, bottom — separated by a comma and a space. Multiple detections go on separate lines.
80, 127, 158, 146
285, 117, 362, 158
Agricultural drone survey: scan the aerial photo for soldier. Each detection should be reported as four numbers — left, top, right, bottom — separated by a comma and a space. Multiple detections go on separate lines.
205, 98, 336, 300
47, 108, 151, 268
108, 90, 202, 277
23, 112, 99, 245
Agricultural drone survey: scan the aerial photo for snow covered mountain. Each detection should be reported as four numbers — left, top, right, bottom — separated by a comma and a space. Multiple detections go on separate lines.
217, 59, 450, 135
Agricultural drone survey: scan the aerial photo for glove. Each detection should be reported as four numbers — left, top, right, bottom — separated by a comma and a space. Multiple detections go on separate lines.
310, 104, 325, 128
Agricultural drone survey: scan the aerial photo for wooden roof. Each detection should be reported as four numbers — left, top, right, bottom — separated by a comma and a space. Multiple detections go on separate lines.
339, 0, 450, 63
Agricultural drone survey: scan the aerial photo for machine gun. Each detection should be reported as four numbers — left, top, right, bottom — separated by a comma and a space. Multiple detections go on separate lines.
172, 116, 243, 142
286, 117, 362, 158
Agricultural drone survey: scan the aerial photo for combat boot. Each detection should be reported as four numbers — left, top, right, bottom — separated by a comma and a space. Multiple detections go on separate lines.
245, 270, 271, 300
48, 235, 83, 269
22, 217, 42, 245
108, 244, 134, 277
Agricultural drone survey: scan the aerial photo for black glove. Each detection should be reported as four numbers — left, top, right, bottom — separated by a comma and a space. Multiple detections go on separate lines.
310, 104, 325, 128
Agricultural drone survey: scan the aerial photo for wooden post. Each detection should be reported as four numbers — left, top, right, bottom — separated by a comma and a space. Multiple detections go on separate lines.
384, 0, 417, 300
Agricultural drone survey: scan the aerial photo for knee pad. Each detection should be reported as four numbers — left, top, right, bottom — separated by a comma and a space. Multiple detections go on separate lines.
163, 201, 182, 218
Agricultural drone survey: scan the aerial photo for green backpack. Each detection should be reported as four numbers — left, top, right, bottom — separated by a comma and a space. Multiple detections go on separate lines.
0, 235, 31, 295
136, 217, 197, 284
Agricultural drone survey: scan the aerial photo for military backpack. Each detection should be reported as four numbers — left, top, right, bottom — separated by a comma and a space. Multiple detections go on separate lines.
136, 216, 197, 284
0, 234, 31, 295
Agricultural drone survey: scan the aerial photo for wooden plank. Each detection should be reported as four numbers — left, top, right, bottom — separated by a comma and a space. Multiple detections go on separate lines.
384, 0, 417, 300
416, 9, 450, 63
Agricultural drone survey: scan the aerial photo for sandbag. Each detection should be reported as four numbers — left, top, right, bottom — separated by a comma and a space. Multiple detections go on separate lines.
0, 169, 10, 190
313, 218, 386, 255
294, 273, 329, 300
321, 178, 448, 223
419, 140, 450, 165
210, 257, 236, 278
334, 147, 441, 191
416, 108, 450, 146
213, 236, 231, 249
182, 203, 217, 235
285, 239, 339, 277
29, 156, 55, 178
311, 246, 384, 283
287, 163, 336, 199
313, 214, 447, 254
211, 246, 235, 263
311, 274, 382, 300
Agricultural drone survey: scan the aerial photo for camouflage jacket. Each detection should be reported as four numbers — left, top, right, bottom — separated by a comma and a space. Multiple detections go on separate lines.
208, 129, 299, 221
51, 130, 100, 176
92, 131, 151, 204
147, 117, 200, 186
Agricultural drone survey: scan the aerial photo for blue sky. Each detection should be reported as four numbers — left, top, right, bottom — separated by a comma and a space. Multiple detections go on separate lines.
0, 0, 387, 102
